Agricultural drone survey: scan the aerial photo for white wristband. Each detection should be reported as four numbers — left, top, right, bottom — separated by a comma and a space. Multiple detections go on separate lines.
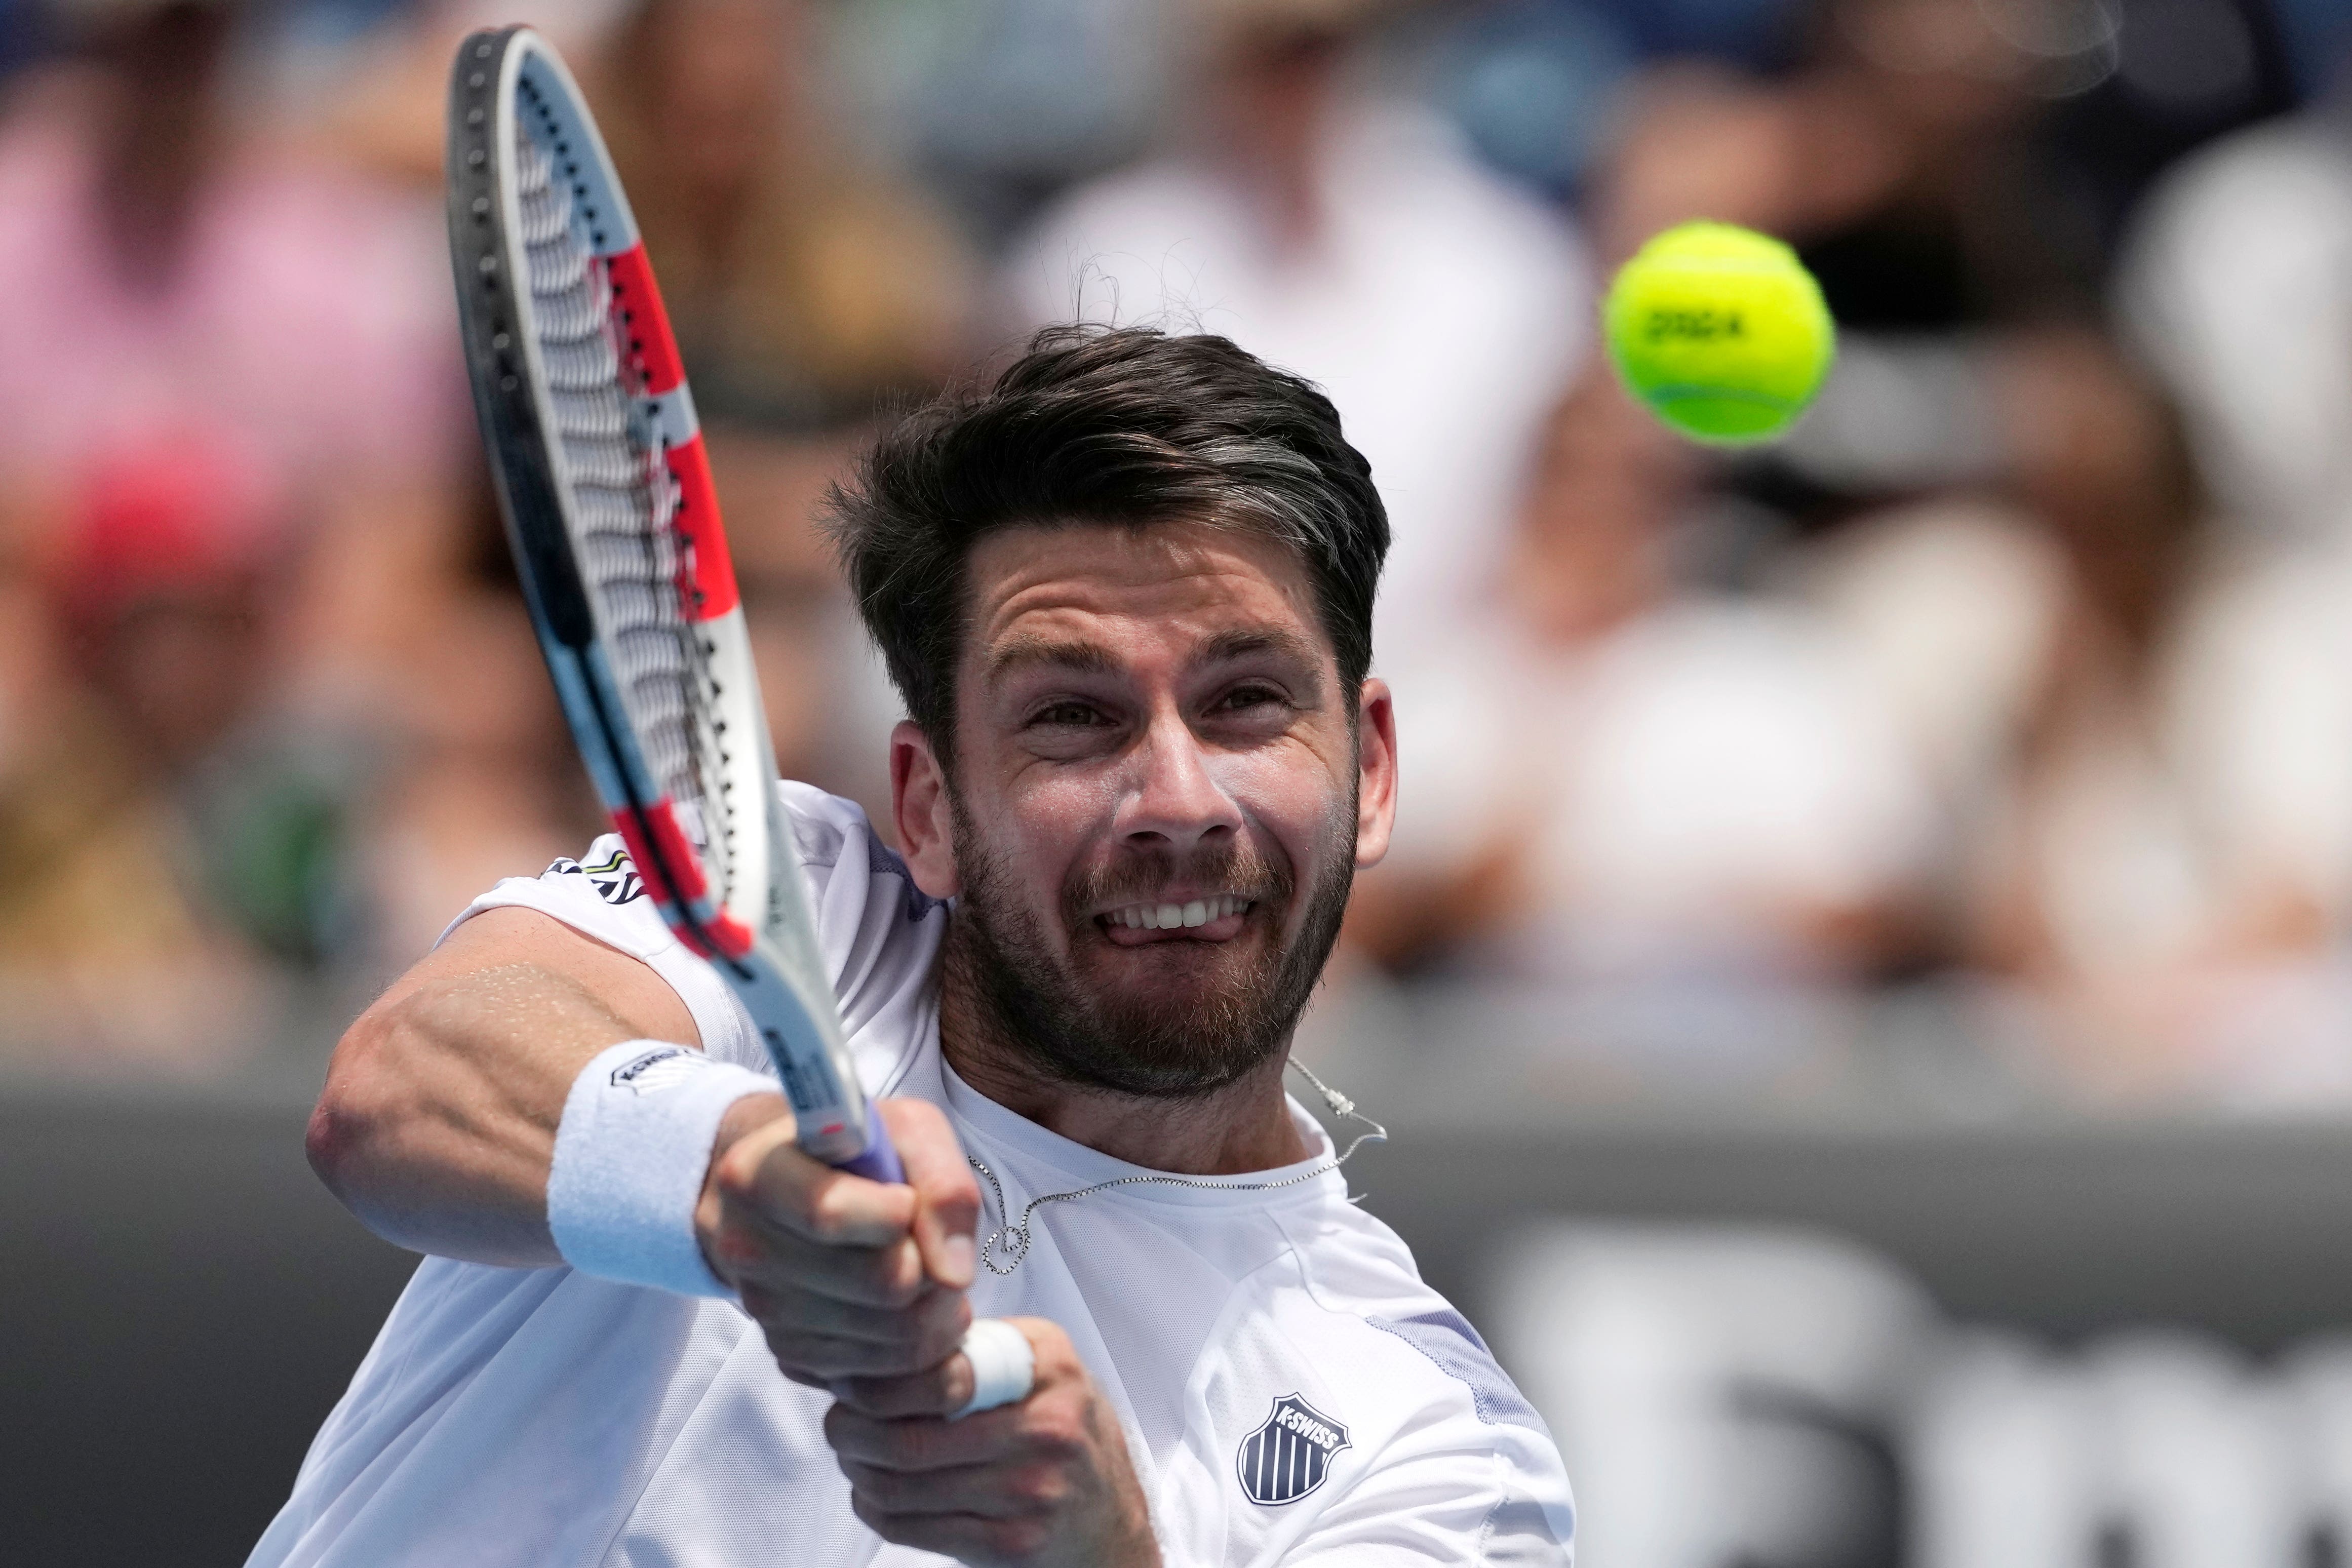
952, 1318, 1037, 1420
547, 1040, 772, 1297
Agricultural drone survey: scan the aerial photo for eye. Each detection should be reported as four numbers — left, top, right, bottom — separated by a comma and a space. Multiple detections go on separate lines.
1030, 700, 1107, 729
1214, 684, 1287, 715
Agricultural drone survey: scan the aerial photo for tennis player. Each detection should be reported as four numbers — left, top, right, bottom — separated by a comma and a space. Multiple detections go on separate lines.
252, 327, 1574, 1566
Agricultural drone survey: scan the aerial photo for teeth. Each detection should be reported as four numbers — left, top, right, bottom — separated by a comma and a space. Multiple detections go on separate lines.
1106, 897, 1254, 931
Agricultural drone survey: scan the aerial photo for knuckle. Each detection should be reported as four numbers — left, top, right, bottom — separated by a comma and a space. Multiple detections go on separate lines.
869, 1258, 922, 1309
1023, 1405, 1086, 1458
1012, 1317, 1075, 1371
713, 1147, 755, 1198
805, 1180, 855, 1242
984, 1518, 1051, 1561
714, 1138, 775, 1202
837, 1373, 894, 1415
1037, 1324, 1080, 1370
933, 1166, 982, 1219
714, 1218, 776, 1274
849, 1462, 904, 1505
884, 1420, 936, 1469
917, 1320, 965, 1367
1007, 1462, 1070, 1511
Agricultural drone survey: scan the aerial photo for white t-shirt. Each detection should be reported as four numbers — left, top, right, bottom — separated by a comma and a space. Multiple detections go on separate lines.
250, 783, 1574, 1567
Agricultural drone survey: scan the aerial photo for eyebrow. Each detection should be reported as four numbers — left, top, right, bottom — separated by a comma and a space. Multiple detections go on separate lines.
1197, 626, 1322, 672
985, 635, 1122, 684
983, 625, 1328, 689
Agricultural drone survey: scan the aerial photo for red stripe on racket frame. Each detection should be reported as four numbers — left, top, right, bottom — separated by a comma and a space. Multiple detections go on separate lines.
611, 800, 755, 960
604, 244, 686, 395
668, 436, 740, 620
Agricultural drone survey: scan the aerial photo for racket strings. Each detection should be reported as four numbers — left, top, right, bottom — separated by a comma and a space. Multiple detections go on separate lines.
509, 106, 737, 905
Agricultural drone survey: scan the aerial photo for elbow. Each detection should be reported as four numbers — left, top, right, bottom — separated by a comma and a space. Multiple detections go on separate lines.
306, 1002, 407, 1226
304, 1080, 358, 1206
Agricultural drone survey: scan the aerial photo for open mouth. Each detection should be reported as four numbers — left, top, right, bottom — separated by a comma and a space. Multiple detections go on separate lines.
1096, 895, 1255, 943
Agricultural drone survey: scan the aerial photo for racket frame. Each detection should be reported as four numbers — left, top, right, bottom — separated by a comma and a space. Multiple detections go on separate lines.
445, 25, 895, 1179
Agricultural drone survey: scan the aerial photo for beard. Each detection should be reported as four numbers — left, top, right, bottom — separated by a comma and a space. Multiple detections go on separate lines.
939, 792, 1357, 1101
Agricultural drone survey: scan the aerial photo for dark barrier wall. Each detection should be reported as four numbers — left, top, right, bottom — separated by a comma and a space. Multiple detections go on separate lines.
10, 1085, 2352, 1566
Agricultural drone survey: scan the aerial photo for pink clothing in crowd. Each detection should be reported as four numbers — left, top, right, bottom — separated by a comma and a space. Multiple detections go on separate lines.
0, 111, 462, 496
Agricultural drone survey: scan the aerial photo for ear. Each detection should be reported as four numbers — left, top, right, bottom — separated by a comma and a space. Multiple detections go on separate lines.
891, 719, 962, 899
1353, 677, 1397, 870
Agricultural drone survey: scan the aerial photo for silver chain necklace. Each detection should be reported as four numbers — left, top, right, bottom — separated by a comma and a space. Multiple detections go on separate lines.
965, 1060, 1387, 1276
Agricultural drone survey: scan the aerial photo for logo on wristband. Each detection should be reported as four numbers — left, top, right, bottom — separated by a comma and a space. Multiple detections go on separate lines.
610, 1046, 703, 1094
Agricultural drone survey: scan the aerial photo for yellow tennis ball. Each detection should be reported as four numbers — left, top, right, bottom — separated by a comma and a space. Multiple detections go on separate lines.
1603, 221, 1837, 446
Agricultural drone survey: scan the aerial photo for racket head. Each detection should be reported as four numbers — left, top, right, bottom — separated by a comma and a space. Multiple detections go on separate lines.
445, 27, 881, 1166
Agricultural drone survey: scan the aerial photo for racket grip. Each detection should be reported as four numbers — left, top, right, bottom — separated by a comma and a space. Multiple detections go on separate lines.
829, 1105, 905, 1185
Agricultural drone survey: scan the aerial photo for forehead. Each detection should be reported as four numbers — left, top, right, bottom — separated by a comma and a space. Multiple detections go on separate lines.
964, 521, 1329, 669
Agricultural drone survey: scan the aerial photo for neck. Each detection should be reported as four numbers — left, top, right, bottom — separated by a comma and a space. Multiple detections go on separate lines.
938, 990, 1310, 1175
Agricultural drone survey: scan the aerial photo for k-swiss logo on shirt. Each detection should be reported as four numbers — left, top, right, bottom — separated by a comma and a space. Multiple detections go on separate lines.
546, 848, 645, 906
1237, 1394, 1349, 1506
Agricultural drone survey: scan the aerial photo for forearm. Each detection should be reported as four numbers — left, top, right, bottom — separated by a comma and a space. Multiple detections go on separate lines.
307, 908, 711, 1266
309, 964, 625, 1264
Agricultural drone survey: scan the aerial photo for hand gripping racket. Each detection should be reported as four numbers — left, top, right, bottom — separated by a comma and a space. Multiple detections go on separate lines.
444, 26, 898, 1182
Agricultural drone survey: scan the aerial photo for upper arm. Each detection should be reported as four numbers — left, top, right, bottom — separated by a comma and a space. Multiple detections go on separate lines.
364, 905, 702, 1050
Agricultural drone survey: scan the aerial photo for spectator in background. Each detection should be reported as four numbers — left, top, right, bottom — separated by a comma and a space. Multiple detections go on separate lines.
308, 0, 981, 802
1594, 0, 2105, 518
589, 0, 976, 433
1351, 369, 1933, 992
998, 0, 1591, 894
0, 0, 591, 1051
589, 0, 977, 816
0, 0, 460, 511
1809, 328, 2352, 1101
2117, 35, 2352, 551
0, 438, 285, 1068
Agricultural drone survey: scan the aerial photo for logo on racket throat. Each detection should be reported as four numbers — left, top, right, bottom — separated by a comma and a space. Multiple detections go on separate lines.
1237, 1394, 1348, 1505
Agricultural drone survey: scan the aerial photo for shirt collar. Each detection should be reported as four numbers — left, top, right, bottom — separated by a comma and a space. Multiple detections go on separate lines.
937, 1053, 1342, 1209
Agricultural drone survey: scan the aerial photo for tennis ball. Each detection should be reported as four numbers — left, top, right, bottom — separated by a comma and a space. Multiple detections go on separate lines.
1603, 221, 1836, 446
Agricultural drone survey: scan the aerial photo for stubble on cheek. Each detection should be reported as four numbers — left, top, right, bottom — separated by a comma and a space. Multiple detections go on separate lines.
940, 718, 1364, 1097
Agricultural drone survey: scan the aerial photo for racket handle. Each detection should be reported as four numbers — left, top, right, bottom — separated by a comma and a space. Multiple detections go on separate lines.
826, 1102, 905, 1185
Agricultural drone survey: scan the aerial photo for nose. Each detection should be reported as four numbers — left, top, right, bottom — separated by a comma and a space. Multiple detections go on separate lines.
1114, 708, 1242, 856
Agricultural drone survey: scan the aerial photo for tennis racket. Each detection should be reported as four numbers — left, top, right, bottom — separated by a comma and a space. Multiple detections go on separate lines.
442, 27, 900, 1184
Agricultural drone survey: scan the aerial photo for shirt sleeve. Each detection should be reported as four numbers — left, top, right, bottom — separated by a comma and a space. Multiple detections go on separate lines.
1175, 1238, 1576, 1568
441, 834, 765, 1072
1281, 1416, 1575, 1567
441, 784, 949, 1085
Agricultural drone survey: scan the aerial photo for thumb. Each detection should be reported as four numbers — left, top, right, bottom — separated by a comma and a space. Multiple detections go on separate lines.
875, 1096, 979, 1290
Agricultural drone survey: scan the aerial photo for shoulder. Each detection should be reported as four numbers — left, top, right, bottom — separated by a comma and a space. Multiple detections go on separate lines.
1181, 1203, 1574, 1563
774, 782, 949, 1089
446, 785, 948, 1081
775, 781, 946, 955
1267, 1203, 1553, 1440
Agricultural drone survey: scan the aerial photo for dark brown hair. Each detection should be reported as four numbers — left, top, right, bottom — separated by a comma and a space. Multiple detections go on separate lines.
826, 325, 1389, 754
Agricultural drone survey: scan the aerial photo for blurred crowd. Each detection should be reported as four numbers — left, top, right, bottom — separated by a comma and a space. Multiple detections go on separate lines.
1, 0, 2348, 1107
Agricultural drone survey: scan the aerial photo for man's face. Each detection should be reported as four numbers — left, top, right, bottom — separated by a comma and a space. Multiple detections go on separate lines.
893, 520, 1395, 1099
